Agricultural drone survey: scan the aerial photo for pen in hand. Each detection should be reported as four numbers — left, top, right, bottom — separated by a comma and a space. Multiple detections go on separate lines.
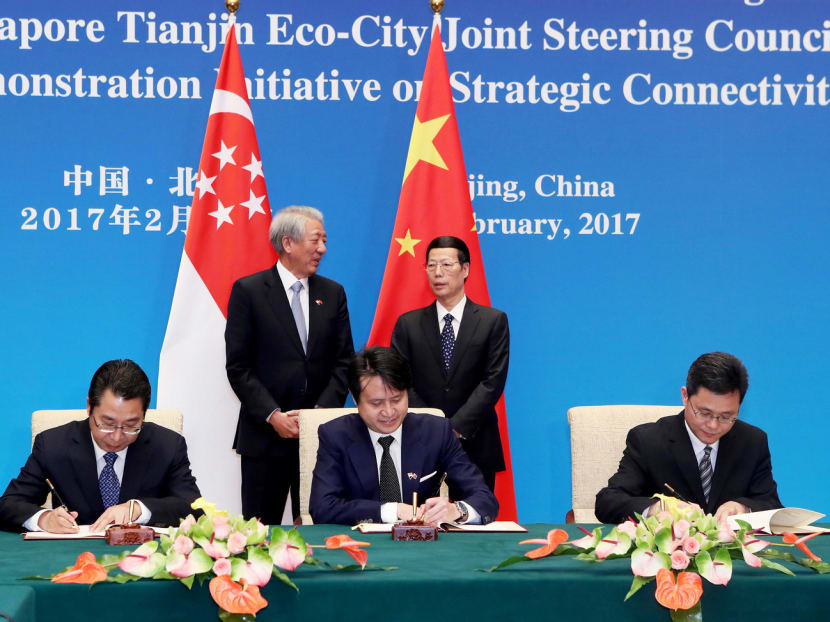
45, 477, 79, 529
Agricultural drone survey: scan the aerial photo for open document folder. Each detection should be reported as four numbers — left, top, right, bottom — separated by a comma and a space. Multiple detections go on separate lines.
355, 521, 527, 534
23, 525, 169, 540
727, 507, 830, 535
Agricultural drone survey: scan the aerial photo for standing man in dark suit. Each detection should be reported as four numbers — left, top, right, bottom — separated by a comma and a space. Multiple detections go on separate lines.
225, 205, 354, 525
391, 236, 508, 493
595, 352, 782, 526
310, 346, 497, 525
0, 359, 200, 533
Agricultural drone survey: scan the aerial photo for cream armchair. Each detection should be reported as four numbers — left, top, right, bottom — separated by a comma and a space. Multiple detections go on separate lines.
567, 405, 681, 523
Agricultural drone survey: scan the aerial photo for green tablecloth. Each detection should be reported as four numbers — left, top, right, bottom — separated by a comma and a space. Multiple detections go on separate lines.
0, 586, 35, 622
1, 525, 827, 621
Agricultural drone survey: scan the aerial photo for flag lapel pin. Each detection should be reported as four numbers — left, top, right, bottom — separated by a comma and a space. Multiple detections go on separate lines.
407, 472, 418, 480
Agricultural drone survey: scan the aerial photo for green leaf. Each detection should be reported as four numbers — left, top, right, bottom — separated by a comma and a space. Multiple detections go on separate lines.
759, 557, 795, 576
20, 575, 52, 581
623, 575, 653, 601
97, 552, 130, 566
217, 610, 257, 622
271, 568, 299, 592
482, 555, 535, 572
669, 601, 702, 622
761, 549, 797, 563
151, 570, 176, 580
179, 575, 194, 590
107, 573, 143, 584
796, 558, 830, 574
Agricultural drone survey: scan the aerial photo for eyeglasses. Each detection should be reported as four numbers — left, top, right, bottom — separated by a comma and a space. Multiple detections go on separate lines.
687, 399, 737, 426
424, 261, 461, 272
91, 414, 142, 436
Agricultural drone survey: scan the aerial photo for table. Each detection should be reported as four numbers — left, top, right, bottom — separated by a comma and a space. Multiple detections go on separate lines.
0, 586, 35, 622
1, 525, 827, 621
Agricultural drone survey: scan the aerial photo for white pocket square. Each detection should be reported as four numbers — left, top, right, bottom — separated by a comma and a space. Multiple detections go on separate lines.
419, 470, 438, 483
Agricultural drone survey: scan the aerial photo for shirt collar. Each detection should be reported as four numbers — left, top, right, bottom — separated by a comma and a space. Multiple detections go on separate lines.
436, 295, 467, 323
276, 259, 309, 293
367, 423, 404, 447
90, 432, 129, 461
684, 419, 719, 455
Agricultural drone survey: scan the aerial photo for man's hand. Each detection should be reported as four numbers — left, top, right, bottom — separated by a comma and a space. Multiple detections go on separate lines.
90, 500, 141, 532
38, 507, 79, 533
395, 503, 415, 522
268, 409, 299, 439
714, 501, 748, 527
647, 498, 702, 517
420, 497, 461, 526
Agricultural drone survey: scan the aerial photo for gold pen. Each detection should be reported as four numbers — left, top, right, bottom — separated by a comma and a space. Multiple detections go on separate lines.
45, 477, 79, 529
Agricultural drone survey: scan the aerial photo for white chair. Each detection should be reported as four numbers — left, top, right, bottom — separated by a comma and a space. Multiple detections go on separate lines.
567, 405, 681, 523
298, 407, 446, 525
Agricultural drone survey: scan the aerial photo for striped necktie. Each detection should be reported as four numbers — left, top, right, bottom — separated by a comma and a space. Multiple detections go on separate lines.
699, 445, 713, 503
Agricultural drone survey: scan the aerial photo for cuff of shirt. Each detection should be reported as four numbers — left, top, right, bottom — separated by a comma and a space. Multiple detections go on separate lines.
380, 502, 399, 524
459, 501, 482, 525
23, 509, 50, 532
135, 500, 151, 524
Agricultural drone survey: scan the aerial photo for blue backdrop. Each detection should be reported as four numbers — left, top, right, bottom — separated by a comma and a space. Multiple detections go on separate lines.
2, 0, 827, 522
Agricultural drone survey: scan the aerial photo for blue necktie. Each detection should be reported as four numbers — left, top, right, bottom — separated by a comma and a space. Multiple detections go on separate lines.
290, 281, 307, 353
99, 452, 120, 508
440, 313, 455, 371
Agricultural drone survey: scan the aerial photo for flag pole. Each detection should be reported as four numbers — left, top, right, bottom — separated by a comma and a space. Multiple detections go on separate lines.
429, 0, 444, 13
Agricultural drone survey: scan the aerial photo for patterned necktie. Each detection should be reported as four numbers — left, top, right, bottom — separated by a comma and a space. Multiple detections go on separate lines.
99, 452, 120, 508
699, 445, 713, 504
290, 281, 307, 353
440, 313, 455, 371
378, 436, 401, 503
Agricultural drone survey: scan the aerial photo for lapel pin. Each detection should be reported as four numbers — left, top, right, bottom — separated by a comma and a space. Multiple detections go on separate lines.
315, 299, 323, 305
407, 472, 418, 480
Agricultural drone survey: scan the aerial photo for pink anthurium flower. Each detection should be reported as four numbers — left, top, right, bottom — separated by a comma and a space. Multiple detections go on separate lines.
740, 536, 771, 568
570, 526, 600, 550
631, 546, 670, 577
271, 528, 310, 571
227, 531, 248, 555
178, 514, 197, 533
696, 548, 733, 585
595, 530, 632, 560
165, 548, 213, 578
230, 547, 273, 587
119, 541, 166, 578
212, 516, 232, 540
213, 558, 232, 576
681, 536, 701, 556
673, 519, 691, 541
193, 536, 230, 560
617, 520, 637, 539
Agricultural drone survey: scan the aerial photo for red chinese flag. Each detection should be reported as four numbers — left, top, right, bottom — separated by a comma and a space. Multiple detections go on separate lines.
158, 23, 277, 515
367, 16, 517, 520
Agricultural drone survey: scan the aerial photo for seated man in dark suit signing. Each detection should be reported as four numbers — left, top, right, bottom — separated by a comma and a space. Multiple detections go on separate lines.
310, 347, 498, 525
0, 359, 201, 533
595, 352, 782, 526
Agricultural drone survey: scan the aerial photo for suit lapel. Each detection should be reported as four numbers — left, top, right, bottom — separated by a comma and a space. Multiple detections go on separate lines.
267, 265, 306, 357
447, 300, 481, 382
120, 426, 151, 503
419, 303, 445, 376
400, 416, 428, 502
708, 425, 740, 509
667, 414, 707, 505
345, 419, 380, 499
70, 421, 104, 514
306, 276, 324, 357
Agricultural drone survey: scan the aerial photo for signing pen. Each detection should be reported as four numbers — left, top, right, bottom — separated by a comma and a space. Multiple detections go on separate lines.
45, 477, 79, 529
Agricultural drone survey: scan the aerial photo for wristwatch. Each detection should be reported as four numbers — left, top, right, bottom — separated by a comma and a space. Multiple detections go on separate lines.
454, 501, 469, 524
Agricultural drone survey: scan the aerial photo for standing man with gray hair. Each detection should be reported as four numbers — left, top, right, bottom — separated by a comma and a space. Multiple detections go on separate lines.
225, 205, 354, 525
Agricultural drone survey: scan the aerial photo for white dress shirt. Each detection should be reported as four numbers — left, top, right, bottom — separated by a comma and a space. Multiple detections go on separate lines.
276, 259, 310, 330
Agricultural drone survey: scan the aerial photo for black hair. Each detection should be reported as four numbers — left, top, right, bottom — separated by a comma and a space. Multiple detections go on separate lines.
348, 347, 412, 402
425, 236, 470, 265
88, 359, 151, 413
686, 352, 749, 403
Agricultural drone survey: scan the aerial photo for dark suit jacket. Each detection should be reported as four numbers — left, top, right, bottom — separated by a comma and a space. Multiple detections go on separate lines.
0, 420, 201, 531
225, 264, 354, 458
594, 413, 782, 524
391, 299, 508, 473
309, 413, 498, 525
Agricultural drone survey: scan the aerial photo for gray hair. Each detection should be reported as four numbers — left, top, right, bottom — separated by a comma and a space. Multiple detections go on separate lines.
269, 205, 324, 253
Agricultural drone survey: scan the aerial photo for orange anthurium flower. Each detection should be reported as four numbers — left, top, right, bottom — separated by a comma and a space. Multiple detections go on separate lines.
208, 576, 268, 615
782, 532, 822, 562
325, 535, 371, 549
519, 528, 569, 559
325, 534, 371, 569
52, 552, 108, 584
654, 568, 703, 611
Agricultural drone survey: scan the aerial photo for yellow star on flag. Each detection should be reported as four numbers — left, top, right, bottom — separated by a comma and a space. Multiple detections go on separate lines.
395, 228, 421, 257
402, 113, 451, 183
